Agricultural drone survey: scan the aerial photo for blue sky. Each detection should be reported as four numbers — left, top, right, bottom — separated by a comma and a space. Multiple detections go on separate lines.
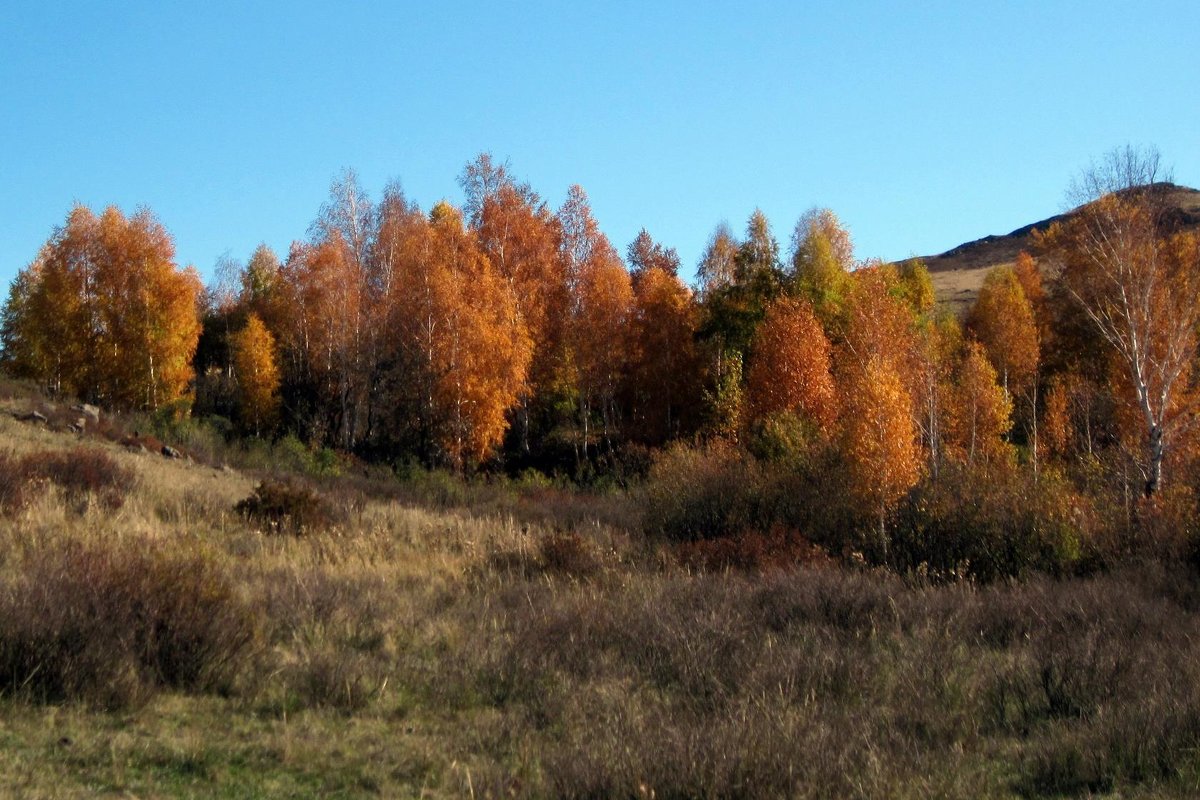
2, 1, 1197, 289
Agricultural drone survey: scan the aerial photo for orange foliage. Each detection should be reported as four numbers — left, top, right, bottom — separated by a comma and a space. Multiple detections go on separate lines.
1041, 375, 1072, 461
967, 265, 1040, 396
745, 296, 837, 433
841, 354, 922, 534
1013, 251, 1049, 340
277, 233, 366, 444
391, 202, 532, 468
5, 205, 202, 410
466, 159, 567, 394
1037, 194, 1200, 494
625, 267, 701, 445
945, 342, 1013, 465
570, 238, 633, 450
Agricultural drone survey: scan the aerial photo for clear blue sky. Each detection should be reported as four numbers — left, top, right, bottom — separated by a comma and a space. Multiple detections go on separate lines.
2, 1, 1197, 290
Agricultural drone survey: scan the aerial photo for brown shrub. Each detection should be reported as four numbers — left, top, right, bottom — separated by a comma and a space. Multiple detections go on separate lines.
676, 526, 832, 573
235, 479, 332, 535
0, 447, 135, 514
20, 447, 136, 511
119, 432, 166, 455
0, 453, 32, 513
538, 530, 601, 578
0, 539, 260, 708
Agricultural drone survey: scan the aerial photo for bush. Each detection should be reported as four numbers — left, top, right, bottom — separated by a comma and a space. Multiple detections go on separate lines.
235, 479, 332, 535
538, 531, 601, 578
891, 462, 1085, 581
0, 447, 136, 514
676, 526, 831, 573
0, 453, 31, 513
20, 447, 136, 511
744, 410, 820, 466
0, 538, 259, 707
642, 442, 775, 541
275, 434, 342, 478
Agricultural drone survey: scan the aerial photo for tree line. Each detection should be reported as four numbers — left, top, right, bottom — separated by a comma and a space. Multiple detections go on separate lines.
3, 148, 1199, 529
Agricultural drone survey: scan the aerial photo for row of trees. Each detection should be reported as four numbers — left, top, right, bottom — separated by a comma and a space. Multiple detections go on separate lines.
2, 150, 1198, 522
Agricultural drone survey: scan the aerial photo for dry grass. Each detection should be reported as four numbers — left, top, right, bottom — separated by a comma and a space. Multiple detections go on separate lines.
5, 397, 1200, 797
930, 262, 1000, 315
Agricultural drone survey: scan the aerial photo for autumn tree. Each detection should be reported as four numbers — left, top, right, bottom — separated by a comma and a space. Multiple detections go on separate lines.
627, 228, 681, 282
460, 155, 569, 461
841, 354, 922, 548
895, 259, 936, 318
3, 205, 202, 410
736, 208, 782, 284
790, 207, 854, 329
559, 187, 634, 462
367, 184, 429, 449
1036, 146, 1199, 495
1013, 251, 1049, 339
231, 313, 280, 436
0, 265, 43, 380
277, 233, 366, 446
699, 211, 786, 359
696, 222, 739, 295
945, 341, 1014, 466
240, 244, 285, 328
9, 207, 104, 398
1041, 376, 1073, 462
967, 264, 1042, 471
841, 265, 917, 369
745, 296, 837, 434
191, 254, 244, 419
313, 168, 375, 275
460, 154, 566, 412
626, 265, 701, 445
967, 266, 1040, 401
386, 201, 532, 469
911, 312, 963, 479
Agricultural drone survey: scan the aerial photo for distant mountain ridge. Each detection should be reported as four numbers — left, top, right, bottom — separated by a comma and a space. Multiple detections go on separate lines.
918, 183, 1200, 314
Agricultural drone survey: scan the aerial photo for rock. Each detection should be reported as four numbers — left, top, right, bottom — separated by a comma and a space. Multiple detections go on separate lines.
161, 445, 183, 459
72, 404, 101, 424
74, 416, 88, 430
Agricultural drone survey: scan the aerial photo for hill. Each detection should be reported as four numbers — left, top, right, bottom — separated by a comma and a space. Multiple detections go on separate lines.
920, 183, 1200, 315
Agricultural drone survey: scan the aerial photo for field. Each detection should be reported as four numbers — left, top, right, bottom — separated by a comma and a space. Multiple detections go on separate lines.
2, 391, 1200, 798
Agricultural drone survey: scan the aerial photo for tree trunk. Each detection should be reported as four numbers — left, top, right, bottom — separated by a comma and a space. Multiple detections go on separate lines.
1145, 424, 1164, 497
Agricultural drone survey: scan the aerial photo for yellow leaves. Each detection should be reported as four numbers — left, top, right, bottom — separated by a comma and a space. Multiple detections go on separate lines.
231, 314, 280, 436
967, 265, 1040, 394
841, 354, 921, 518
945, 342, 1014, 466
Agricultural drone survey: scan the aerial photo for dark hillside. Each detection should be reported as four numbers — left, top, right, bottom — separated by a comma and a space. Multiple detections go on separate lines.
918, 183, 1200, 314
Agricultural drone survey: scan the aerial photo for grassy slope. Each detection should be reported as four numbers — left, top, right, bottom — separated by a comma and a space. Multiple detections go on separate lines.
3, 391, 1200, 797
